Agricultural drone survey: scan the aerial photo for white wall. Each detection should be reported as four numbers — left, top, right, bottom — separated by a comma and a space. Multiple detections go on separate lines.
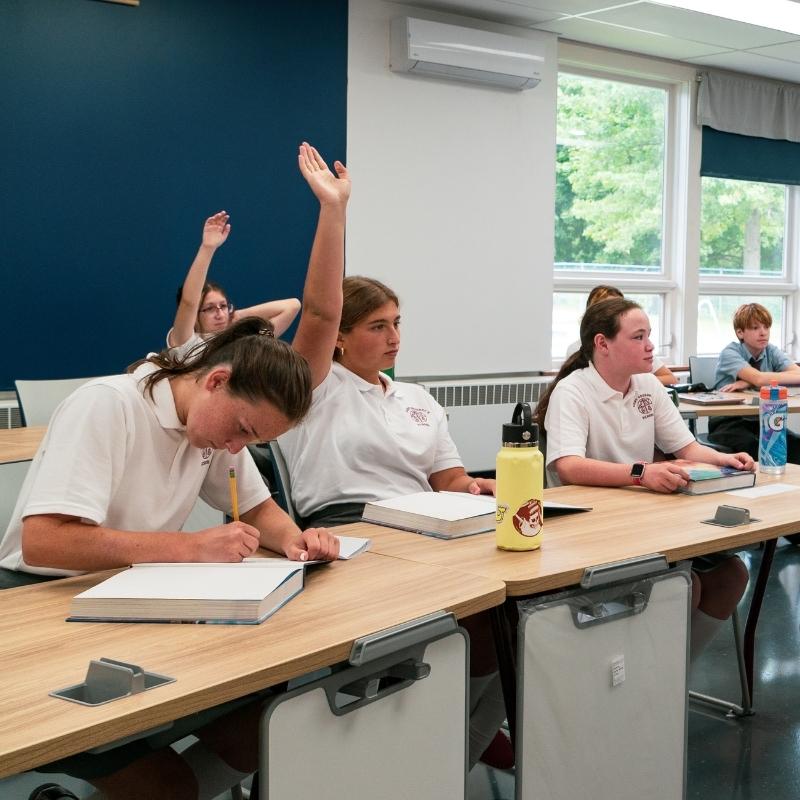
347, 0, 558, 377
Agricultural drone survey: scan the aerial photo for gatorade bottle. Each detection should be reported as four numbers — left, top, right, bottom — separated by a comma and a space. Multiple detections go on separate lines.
496, 402, 544, 551
759, 380, 787, 475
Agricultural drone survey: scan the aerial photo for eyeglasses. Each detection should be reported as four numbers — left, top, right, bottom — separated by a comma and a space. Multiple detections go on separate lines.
199, 302, 234, 315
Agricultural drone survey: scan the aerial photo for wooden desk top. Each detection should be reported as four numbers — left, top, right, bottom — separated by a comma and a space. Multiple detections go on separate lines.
0, 553, 504, 778
678, 394, 800, 418
350, 465, 800, 598
0, 425, 45, 464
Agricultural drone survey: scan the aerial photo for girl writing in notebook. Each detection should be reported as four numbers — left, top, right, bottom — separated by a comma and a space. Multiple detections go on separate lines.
279, 275, 511, 771
167, 210, 301, 360
535, 296, 754, 660
5, 142, 349, 800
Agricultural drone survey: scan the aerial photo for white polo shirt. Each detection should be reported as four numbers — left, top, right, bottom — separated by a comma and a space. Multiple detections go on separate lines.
166, 329, 210, 361
0, 363, 269, 576
278, 362, 463, 518
544, 363, 694, 486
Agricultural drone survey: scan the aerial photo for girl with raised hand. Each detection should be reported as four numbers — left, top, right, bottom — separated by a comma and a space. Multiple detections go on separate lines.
3, 141, 349, 800
168, 210, 301, 359
281, 273, 508, 770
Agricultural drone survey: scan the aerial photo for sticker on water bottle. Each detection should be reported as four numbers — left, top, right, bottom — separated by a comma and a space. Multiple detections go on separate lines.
512, 499, 543, 538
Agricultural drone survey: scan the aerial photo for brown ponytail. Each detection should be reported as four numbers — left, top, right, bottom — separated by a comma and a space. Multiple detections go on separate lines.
135, 317, 312, 423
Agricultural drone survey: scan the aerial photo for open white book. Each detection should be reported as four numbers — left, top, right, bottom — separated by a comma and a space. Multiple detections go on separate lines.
68, 561, 305, 625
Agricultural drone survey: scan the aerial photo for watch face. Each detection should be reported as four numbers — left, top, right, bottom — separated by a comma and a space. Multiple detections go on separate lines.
631, 463, 646, 478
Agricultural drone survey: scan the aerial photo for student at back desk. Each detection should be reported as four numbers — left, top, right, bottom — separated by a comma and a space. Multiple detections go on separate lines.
709, 302, 800, 460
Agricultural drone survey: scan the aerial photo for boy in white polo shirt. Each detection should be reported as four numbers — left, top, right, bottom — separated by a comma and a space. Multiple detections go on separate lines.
535, 297, 754, 660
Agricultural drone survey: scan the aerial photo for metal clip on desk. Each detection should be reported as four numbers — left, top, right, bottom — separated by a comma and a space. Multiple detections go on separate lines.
51, 658, 175, 706
701, 504, 760, 527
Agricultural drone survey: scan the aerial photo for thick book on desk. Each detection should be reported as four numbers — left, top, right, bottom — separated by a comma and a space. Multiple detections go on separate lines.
362, 492, 496, 539
680, 392, 748, 406
68, 562, 304, 624
362, 492, 590, 539
677, 463, 756, 496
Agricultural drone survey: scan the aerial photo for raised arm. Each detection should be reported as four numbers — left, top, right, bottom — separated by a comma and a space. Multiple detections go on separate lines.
233, 297, 301, 337
169, 211, 231, 348
291, 143, 351, 388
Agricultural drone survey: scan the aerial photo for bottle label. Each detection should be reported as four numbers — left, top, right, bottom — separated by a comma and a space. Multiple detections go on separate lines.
497, 498, 543, 538
760, 400, 788, 468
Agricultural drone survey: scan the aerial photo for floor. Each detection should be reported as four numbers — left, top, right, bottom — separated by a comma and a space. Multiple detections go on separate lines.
5, 540, 800, 799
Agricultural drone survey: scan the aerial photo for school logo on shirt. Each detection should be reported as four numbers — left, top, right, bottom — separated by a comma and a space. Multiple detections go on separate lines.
406, 406, 430, 426
634, 394, 654, 420
200, 447, 213, 466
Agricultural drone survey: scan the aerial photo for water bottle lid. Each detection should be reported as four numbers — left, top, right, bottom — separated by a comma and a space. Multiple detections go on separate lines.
502, 402, 539, 445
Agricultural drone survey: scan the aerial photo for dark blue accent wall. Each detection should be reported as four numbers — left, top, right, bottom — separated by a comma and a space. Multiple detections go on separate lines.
0, 0, 348, 389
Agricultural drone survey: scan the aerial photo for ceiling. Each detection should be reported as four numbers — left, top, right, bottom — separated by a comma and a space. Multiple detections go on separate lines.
408, 0, 800, 82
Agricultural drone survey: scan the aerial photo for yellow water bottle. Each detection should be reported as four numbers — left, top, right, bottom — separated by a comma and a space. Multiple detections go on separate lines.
496, 402, 544, 551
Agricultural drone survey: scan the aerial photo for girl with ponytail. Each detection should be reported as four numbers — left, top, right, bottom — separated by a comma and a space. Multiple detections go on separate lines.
535, 297, 753, 665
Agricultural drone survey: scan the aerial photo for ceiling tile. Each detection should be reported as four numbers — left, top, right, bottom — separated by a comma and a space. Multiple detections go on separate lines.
402, 0, 563, 26
536, 15, 731, 60
587, 2, 799, 49
748, 40, 800, 62
687, 50, 800, 82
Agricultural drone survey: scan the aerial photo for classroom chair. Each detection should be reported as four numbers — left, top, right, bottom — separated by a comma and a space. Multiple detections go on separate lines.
687, 356, 732, 453
14, 377, 103, 427
247, 441, 297, 522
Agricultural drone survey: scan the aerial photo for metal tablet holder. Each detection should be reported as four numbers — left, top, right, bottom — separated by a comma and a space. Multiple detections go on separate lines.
701, 504, 760, 527
51, 658, 175, 706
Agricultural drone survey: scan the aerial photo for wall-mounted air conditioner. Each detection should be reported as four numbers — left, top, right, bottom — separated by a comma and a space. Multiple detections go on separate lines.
390, 17, 543, 90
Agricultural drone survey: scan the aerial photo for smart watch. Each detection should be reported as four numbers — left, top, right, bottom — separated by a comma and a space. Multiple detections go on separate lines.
630, 462, 646, 486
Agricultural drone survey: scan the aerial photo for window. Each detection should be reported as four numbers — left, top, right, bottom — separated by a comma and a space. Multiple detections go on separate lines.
553, 292, 663, 361
553, 71, 674, 361
697, 178, 795, 356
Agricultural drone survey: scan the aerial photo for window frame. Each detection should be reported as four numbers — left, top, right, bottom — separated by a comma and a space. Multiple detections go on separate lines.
555, 43, 800, 369
552, 58, 684, 366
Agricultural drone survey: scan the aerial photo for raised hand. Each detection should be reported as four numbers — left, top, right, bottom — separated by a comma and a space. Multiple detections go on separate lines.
202, 211, 231, 250
298, 142, 350, 208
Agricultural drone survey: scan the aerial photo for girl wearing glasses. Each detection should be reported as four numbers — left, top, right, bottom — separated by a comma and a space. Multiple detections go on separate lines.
7, 143, 349, 800
167, 211, 301, 359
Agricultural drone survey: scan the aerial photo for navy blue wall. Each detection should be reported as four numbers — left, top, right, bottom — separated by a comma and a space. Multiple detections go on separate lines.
0, 0, 347, 389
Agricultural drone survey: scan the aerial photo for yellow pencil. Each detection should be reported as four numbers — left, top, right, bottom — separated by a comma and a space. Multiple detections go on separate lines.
228, 466, 240, 522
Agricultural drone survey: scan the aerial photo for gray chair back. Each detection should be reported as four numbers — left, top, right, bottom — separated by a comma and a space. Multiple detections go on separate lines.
14, 376, 102, 426
688, 356, 719, 391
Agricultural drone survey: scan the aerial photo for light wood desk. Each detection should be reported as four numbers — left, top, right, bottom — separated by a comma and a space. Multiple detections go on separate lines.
0, 553, 504, 778
344, 466, 800, 729
345, 466, 800, 596
678, 394, 800, 418
0, 426, 45, 464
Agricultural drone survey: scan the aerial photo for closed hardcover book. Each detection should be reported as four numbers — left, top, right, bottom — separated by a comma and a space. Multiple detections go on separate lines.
68, 562, 305, 624
677, 463, 756, 495
680, 392, 748, 405
362, 492, 497, 539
